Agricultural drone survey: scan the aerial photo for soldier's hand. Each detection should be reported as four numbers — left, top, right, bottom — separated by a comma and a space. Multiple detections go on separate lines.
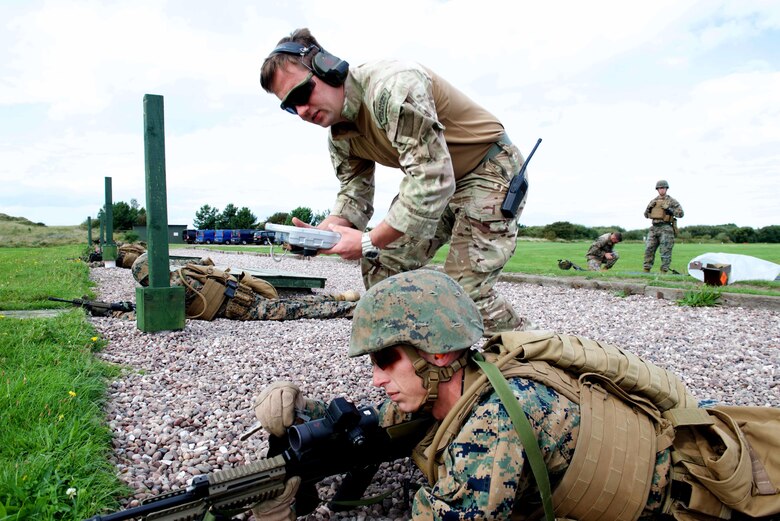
251, 476, 300, 521
664, 207, 674, 216
252, 381, 305, 437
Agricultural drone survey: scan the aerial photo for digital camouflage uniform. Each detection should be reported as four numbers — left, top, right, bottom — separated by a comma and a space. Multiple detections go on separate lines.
329, 60, 528, 335
586, 233, 619, 271
643, 195, 684, 271
293, 370, 670, 520
127, 254, 356, 321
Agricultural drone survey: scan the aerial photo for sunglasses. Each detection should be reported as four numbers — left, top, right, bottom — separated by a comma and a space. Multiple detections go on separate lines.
370, 347, 402, 370
280, 72, 315, 114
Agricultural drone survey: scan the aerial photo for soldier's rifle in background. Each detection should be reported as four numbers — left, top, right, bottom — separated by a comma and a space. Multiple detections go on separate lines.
47, 297, 135, 317
85, 397, 431, 521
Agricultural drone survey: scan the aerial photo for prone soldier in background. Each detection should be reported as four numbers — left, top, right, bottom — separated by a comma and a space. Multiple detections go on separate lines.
643, 180, 684, 273
586, 231, 622, 271
124, 253, 359, 322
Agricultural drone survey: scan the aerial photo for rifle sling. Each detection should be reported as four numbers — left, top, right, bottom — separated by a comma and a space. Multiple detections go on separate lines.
473, 353, 555, 521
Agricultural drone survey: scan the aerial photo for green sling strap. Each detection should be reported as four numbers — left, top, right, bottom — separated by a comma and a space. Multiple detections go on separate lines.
473, 352, 555, 521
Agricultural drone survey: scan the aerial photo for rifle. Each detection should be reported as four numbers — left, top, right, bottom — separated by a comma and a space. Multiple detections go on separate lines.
85, 397, 431, 521
48, 297, 135, 317
500, 138, 542, 219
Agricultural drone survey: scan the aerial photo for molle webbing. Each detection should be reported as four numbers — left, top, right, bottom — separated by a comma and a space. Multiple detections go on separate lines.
544, 380, 656, 521
485, 331, 699, 411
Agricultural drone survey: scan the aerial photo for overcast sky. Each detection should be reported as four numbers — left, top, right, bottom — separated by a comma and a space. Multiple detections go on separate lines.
1, 0, 778, 231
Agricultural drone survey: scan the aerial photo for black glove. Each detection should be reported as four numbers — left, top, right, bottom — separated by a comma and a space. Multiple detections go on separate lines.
664, 207, 674, 216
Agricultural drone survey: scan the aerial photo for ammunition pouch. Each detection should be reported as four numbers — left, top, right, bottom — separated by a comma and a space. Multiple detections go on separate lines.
224, 282, 256, 320
663, 406, 780, 520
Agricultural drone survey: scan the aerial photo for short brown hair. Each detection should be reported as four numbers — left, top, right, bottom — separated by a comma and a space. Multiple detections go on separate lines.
612, 232, 623, 242
260, 28, 322, 92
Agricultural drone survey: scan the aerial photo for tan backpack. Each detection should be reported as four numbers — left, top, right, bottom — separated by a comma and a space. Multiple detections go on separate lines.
176, 264, 278, 320
485, 332, 780, 521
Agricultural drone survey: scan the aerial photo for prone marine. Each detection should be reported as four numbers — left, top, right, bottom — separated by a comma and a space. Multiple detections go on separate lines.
250, 270, 780, 520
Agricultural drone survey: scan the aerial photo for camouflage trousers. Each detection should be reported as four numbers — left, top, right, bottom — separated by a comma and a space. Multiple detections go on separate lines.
230, 294, 355, 321
587, 252, 619, 271
108, 294, 355, 321
362, 141, 526, 336
644, 224, 675, 271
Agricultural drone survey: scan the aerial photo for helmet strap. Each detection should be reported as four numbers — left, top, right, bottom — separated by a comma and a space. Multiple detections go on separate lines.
400, 346, 468, 410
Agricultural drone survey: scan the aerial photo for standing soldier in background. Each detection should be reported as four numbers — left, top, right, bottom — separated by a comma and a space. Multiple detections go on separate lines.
586, 231, 622, 271
643, 180, 684, 273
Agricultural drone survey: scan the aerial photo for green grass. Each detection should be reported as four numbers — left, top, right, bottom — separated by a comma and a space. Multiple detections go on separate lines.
0, 249, 128, 520
0, 245, 97, 311
676, 285, 723, 307
432, 240, 780, 297
179, 240, 780, 297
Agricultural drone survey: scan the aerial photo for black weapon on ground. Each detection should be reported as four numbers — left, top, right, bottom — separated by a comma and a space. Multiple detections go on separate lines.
47, 297, 135, 317
501, 137, 542, 219
84, 397, 432, 521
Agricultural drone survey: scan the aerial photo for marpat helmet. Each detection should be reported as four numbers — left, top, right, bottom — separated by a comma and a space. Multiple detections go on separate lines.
558, 259, 572, 270
655, 179, 669, 189
349, 270, 483, 358
131, 253, 149, 287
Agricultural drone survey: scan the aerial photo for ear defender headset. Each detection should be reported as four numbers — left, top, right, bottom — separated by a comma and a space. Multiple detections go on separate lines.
270, 42, 349, 87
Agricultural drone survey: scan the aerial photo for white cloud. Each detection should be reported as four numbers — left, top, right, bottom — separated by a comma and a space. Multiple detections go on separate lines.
0, 0, 778, 232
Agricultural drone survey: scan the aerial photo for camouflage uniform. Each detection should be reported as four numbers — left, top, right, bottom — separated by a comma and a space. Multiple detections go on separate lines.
128, 254, 356, 321
643, 195, 684, 271
586, 233, 619, 271
329, 60, 528, 335
293, 374, 670, 519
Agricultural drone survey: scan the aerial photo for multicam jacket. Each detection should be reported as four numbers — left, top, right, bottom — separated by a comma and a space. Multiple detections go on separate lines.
328, 60, 505, 239
586, 233, 616, 261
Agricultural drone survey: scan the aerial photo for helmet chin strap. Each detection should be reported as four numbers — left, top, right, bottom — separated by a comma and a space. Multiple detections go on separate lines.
400, 346, 468, 411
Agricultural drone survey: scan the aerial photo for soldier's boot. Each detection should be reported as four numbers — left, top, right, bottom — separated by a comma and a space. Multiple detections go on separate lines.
333, 290, 361, 302
661, 269, 669, 274
643, 268, 651, 272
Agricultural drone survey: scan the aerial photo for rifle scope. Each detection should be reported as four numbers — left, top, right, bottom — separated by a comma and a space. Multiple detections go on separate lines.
288, 397, 378, 454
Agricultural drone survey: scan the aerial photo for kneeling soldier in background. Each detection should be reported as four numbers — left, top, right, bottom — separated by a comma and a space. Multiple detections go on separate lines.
586, 231, 622, 271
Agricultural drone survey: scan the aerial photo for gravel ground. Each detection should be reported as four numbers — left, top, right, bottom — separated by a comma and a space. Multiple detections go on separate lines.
89, 249, 780, 520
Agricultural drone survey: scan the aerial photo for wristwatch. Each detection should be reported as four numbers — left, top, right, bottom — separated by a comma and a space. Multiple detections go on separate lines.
361, 232, 380, 259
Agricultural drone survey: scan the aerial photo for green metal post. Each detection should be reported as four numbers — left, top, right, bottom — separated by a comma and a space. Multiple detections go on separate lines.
99, 211, 105, 251
87, 216, 93, 250
103, 177, 118, 263
136, 94, 185, 332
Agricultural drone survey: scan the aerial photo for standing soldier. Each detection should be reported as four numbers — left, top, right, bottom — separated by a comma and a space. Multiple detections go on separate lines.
259, 28, 533, 336
643, 180, 684, 273
586, 231, 622, 271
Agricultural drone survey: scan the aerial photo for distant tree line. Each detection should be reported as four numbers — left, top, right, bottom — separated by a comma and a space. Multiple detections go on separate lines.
519, 222, 780, 243
193, 204, 328, 230
84, 202, 779, 244
83, 199, 146, 230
